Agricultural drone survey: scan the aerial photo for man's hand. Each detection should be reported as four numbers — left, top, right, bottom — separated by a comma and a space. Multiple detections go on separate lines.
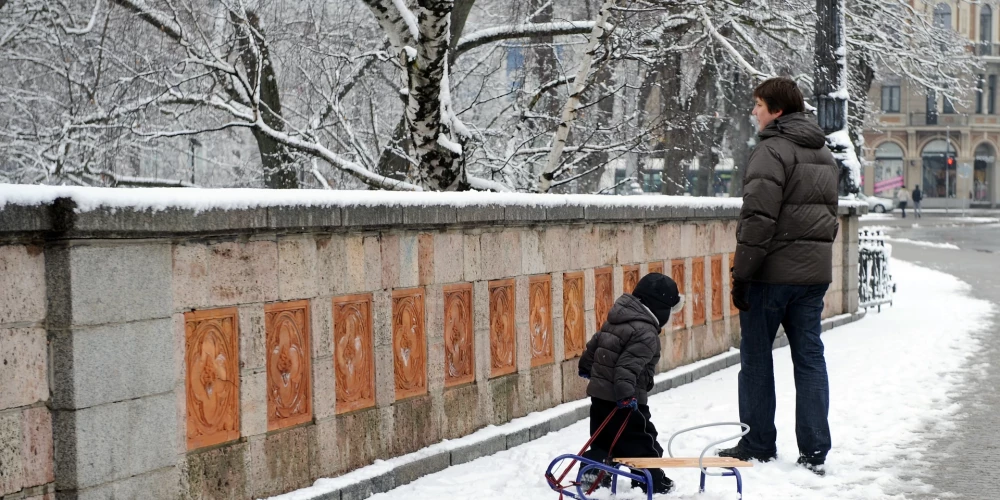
732, 279, 752, 312
616, 397, 638, 411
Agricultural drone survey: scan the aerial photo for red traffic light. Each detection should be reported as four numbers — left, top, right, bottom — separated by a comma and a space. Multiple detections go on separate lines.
947, 157, 954, 166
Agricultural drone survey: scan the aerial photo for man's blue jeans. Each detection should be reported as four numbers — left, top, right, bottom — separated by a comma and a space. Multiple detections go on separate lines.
738, 282, 831, 460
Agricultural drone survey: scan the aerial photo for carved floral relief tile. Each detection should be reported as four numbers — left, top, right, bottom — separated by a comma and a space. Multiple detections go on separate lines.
711, 256, 724, 322
332, 294, 375, 414
594, 267, 613, 328
185, 308, 241, 450
443, 284, 475, 387
392, 288, 427, 400
563, 272, 586, 358
264, 301, 312, 431
671, 260, 686, 329
692, 257, 706, 326
648, 261, 664, 276
488, 279, 517, 377
623, 265, 640, 295
529, 275, 553, 367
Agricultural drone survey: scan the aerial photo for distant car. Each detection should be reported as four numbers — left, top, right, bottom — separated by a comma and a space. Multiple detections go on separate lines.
841, 193, 895, 213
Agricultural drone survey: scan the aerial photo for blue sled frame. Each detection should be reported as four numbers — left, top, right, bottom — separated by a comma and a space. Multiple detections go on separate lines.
544, 454, 744, 500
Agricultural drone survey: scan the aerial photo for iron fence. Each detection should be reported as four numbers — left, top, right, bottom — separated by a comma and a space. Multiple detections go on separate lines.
858, 229, 895, 311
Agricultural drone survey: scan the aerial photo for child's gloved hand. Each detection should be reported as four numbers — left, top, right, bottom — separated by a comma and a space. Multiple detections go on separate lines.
616, 397, 638, 410
578, 370, 590, 380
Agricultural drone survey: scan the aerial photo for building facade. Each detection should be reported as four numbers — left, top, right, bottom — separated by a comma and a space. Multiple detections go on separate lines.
864, 1, 1000, 208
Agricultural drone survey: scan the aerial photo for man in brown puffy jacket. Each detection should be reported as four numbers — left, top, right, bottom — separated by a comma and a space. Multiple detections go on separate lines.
718, 77, 839, 477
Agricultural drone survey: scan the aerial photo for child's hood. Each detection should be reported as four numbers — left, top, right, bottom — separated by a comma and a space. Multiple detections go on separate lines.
607, 294, 660, 327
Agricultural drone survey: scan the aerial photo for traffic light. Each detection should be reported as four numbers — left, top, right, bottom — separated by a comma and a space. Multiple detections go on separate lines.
947, 157, 954, 166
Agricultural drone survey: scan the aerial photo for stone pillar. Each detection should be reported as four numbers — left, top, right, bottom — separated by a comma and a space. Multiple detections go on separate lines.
47, 239, 180, 499
841, 215, 861, 315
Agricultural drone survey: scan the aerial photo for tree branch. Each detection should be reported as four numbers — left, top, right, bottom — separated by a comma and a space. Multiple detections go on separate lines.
454, 21, 596, 59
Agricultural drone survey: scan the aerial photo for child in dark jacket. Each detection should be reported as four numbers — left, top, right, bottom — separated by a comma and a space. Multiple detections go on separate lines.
578, 273, 683, 494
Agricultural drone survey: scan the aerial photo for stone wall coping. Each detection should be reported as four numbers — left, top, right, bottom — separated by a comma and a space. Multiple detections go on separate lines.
0, 184, 865, 237
270, 310, 868, 500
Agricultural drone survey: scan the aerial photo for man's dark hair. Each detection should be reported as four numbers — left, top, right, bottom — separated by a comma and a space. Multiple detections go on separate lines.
753, 77, 805, 115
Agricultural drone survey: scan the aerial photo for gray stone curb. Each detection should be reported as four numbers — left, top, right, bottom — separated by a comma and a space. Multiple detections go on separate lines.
290, 311, 867, 500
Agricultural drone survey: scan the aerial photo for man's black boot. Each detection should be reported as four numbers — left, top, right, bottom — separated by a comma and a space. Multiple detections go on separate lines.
797, 454, 826, 476
717, 444, 777, 462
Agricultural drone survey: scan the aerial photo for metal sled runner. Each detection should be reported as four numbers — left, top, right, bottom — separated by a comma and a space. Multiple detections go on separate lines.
544, 408, 752, 500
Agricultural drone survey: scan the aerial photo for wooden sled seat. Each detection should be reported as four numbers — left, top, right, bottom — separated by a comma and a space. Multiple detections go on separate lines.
615, 457, 753, 469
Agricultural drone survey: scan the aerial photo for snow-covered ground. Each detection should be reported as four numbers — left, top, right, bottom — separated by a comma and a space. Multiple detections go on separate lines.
301, 261, 992, 500
883, 237, 960, 250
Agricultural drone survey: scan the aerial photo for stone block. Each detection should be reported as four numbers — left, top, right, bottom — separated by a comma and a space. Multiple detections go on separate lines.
311, 297, 333, 359
238, 304, 266, 371
334, 408, 381, 473
249, 427, 312, 499
317, 234, 380, 296
70, 243, 172, 325
433, 232, 464, 284
572, 226, 600, 271
425, 285, 446, 393
463, 234, 483, 282
487, 374, 521, 425
442, 384, 481, 440
62, 319, 174, 410
528, 364, 560, 413
506, 428, 530, 448
0, 245, 45, 326
418, 233, 434, 286
547, 205, 585, 221
308, 417, 339, 480
597, 227, 617, 266
205, 240, 279, 307
504, 205, 545, 223
380, 235, 400, 290
372, 291, 395, 409
342, 205, 404, 227
521, 229, 545, 276
313, 357, 337, 421
67, 392, 177, 489
0, 204, 50, 233
0, 328, 47, 409
398, 233, 419, 289
339, 471, 395, 500
0, 411, 23, 495
450, 433, 506, 466
540, 226, 571, 273
77, 466, 179, 500
267, 206, 341, 230
240, 370, 267, 438
278, 236, 319, 300
561, 360, 587, 402
21, 407, 54, 488
172, 243, 208, 311
402, 205, 458, 226
392, 395, 439, 456
480, 231, 521, 280
584, 205, 645, 221
394, 451, 450, 487
643, 204, 678, 221
548, 406, 588, 432
456, 205, 504, 224
185, 441, 250, 500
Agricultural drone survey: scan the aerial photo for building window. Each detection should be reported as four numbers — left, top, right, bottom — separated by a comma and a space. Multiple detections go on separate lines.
933, 3, 952, 30
943, 94, 956, 114
921, 139, 956, 198
506, 46, 525, 90
990, 75, 997, 114
978, 75, 985, 114
974, 143, 995, 203
982, 6, 994, 55
881, 86, 901, 113
926, 88, 938, 125
874, 142, 905, 198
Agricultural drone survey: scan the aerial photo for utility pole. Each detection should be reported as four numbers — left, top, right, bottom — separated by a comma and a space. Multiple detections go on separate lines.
815, 0, 859, 195
945, 126, 951, 214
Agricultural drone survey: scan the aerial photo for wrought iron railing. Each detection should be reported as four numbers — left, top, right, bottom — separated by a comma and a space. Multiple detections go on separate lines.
858, 229, 895, 311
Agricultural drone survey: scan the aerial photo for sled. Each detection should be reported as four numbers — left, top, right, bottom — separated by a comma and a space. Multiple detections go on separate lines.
544, 409, 751, 500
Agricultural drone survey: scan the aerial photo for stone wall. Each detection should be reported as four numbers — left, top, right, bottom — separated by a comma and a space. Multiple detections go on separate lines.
0, 195, 863, 500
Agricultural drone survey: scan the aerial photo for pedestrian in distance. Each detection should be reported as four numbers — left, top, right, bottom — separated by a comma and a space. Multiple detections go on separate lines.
912, 185, 923, 218
577, 273, 684, 494
897, 186, 911, 219
725, 77, 839, 476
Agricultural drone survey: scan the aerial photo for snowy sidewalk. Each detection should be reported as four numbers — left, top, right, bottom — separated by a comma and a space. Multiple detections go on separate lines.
284, 261, 994, 500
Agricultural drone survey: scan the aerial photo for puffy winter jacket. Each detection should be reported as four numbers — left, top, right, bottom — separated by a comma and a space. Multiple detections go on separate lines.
733, 112, 840, 285
578, 295, 661, 404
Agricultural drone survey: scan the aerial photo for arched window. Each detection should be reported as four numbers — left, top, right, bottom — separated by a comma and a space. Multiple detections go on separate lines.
922, 139, 957, 198
934, 3, 953, 30
982, 5, 993, 54
874, 143, 905, 197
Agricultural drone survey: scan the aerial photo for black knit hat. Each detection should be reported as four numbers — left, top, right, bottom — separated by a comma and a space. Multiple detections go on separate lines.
631, 273, 681, 328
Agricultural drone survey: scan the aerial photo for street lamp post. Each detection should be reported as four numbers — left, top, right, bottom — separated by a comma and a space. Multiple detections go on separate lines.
946, 126, 950, 214
815, 0, 858, 195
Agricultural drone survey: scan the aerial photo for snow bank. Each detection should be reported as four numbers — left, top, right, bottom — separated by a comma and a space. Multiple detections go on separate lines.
319, 260, 992, 500
884, 237, 960, 250
0, 183, 742, 214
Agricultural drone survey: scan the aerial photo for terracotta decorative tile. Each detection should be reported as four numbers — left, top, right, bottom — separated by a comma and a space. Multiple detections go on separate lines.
563, 272, 586, 358
185, 308, 241, 450
623, 265, 640, 294
692, 257, 706, 326
648, 261, 664, 276
264, 300, 312, 431
333, 294, 376, 414
392, 288, 427, 400
594, 267, 613, 328
488, 279, 517, 377
671, 260, 686, 329
443, 284, 475, 387
529, 275, 553, 367
730, 252, 739, 316
711, 255, 724, 322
